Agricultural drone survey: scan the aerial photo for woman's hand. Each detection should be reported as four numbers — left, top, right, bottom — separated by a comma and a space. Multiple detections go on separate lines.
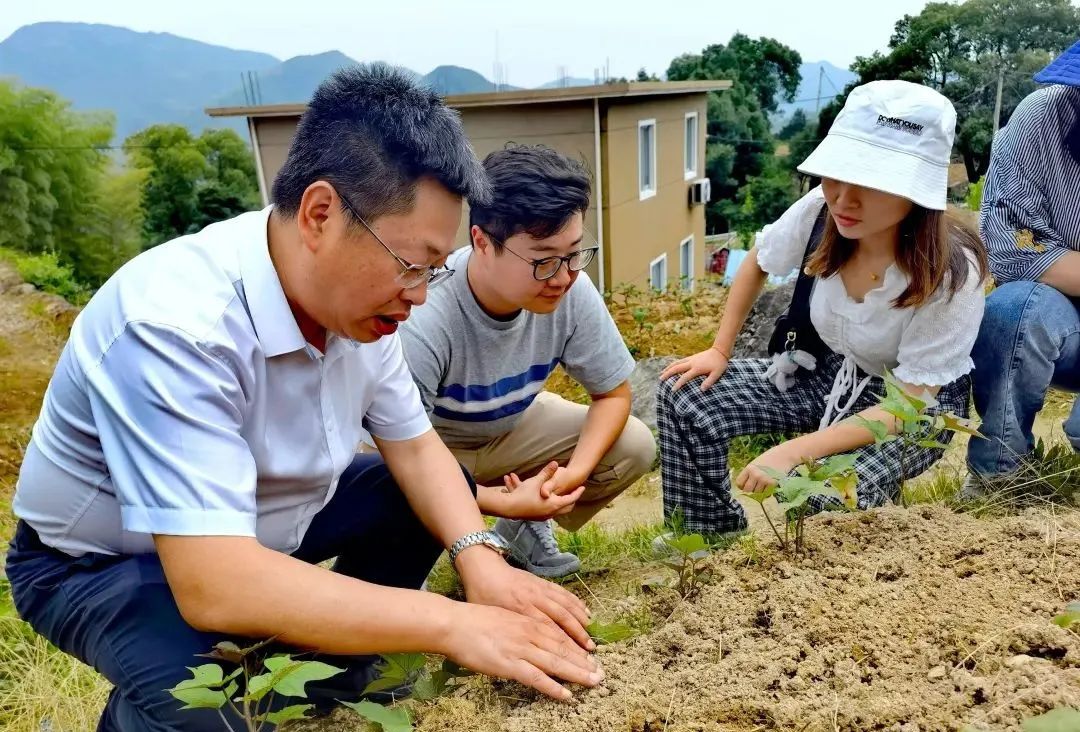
660, 346, 730, 391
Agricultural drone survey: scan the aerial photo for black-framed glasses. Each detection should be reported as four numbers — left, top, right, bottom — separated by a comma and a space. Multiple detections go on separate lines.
336, 190, 454, 290
483, 230, 599, 281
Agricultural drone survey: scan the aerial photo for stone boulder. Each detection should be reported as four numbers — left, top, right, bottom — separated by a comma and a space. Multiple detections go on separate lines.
628, 355, 677, 431
731, 281, 794, 359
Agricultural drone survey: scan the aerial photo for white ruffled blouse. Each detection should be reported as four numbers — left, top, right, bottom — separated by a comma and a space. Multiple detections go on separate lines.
755, 187, 986, 391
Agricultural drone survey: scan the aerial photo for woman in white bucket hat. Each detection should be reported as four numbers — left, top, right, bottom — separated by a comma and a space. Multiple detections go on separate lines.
656, 80, 989, 537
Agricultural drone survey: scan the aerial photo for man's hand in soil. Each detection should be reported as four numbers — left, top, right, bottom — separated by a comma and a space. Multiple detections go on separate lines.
448, 544, 600, 699
491, 461, 585, 521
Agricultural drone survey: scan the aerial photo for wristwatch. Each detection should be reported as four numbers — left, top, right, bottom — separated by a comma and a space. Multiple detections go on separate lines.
448, 530, 520, 569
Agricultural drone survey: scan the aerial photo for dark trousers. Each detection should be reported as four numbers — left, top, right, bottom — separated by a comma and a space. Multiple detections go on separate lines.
6, 454, 473, 731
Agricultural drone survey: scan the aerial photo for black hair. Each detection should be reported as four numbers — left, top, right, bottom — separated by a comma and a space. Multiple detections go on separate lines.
468, 144, 591, 249
272, 64, 490, 223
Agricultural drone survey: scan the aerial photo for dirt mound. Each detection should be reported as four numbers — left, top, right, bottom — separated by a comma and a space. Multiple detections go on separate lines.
417, 505, 1079, 732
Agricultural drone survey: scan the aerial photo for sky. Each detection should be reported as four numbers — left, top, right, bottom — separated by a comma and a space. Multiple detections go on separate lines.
1, 0, 933, 88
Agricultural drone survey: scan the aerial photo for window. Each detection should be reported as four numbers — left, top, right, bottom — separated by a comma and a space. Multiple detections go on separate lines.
684, 112, 698, 179
679, 235, 694, 291
650, 253, 668, 291
638, 119, 657, 200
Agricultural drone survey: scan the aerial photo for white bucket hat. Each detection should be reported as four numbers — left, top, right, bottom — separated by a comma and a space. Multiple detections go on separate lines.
797, 80, 956, 211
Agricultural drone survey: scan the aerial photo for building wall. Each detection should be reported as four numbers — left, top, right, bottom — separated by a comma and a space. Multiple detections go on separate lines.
252, 104, 604, 285
455, 102, 601, 284
601, 94, 708, 291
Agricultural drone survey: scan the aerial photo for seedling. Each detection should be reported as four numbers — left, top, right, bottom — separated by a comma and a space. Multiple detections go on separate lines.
854, 371, 982, 507
167, 639, 344, 731
586, 620, 639, 645
750, 454, 859, 553
659, 533, 713, 599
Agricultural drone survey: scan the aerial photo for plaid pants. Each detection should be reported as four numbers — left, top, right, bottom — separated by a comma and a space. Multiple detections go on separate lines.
657, 352, 971, 535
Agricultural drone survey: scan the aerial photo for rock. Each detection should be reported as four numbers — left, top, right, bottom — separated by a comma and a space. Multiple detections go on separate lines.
927, 665, 948, 680
14, 283, 37, 295
731, 282, 795, 358
628, 356, 677, 431
1005, 654, 1035, 668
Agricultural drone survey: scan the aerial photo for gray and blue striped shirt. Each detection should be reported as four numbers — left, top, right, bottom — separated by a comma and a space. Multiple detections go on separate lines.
981, 85, 1080, 284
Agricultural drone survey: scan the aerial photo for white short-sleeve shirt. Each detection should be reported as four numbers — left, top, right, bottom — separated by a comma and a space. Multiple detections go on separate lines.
14, 207, 431, 557
755, 187, 986, 387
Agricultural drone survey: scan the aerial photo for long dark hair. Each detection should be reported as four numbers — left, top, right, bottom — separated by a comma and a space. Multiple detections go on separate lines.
806, 206, 989, 308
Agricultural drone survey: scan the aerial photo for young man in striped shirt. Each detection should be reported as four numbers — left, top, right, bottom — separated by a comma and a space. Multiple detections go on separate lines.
400, 144, 655, 578
967, 41, 1080, 489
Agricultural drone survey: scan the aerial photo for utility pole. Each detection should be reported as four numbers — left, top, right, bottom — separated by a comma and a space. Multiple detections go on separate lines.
815, 66, 825, 115
993, 62, 1005, 133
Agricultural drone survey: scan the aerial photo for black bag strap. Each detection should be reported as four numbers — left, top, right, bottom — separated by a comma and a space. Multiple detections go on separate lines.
788, 204, 829, 322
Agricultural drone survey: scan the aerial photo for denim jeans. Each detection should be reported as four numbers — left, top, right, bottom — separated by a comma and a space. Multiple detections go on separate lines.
969, 281, 1080, 477
6, 454, 474, 731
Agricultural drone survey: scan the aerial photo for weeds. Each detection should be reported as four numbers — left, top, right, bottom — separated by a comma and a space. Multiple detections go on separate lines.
1053, 602, 1080, 633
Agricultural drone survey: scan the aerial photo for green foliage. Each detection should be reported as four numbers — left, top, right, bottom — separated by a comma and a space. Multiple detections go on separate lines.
667, 33, 802, 232
1052, 602, 1080, 631
718, 162, 798, 242
751, 455, 859, 553
856, 371, 983, 507
125, 124, 260, 248
167, 642, 344, 731
341, 700, 413, 732
1021, 708, 1080, 732
0, 79, 135, 288
0, 248, 90, 304
818, 0, 1080, 182
586, 620, 639, 645
660, 533, 713, 599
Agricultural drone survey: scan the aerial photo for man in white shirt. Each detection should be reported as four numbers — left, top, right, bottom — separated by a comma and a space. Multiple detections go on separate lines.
6, 65, 601, 731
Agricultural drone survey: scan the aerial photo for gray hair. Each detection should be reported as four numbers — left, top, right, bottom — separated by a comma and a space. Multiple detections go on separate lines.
271, 63, 491, 222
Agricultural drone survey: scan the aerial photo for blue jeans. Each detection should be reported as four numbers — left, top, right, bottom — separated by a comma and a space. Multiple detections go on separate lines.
6, 454, 474, 731
969, 281, 1080, 477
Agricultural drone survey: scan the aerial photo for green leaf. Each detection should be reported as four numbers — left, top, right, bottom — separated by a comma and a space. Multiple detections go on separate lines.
1052, 602, 1080, 629
362, 653, 428, 695
830, 471, 859, 510
739, 483, 776, 503
441, 659, 475, 679
263, 656, 344, 699
257, 704, 314, 724
340, 700, 414, 732
854, 416, 894, 446
942, 412, 984, 438
1021, 707, 1080, 732
411, 670, 448, 701
775, 476, 823, 508
665, 533, 709, 555
167, 665, 234, 709
818, 453, 858, 477
587, 620, 638, 645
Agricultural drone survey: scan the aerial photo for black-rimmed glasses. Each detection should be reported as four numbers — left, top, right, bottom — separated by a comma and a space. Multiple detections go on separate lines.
483, 230, 599, 281
337, 191, 454, 290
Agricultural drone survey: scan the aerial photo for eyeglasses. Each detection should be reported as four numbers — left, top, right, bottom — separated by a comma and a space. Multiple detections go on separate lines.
336, 190, 454, 290
483, 230, 600, 281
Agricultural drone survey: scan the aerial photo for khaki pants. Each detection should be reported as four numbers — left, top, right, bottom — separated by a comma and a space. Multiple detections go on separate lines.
449, 392, 657, 532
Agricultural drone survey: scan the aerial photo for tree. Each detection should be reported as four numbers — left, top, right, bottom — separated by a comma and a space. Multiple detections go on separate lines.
816, 0, 1080, 181
719, 162, 798, 245
667, 34, 802, 231
125, 125, 260, 248
0, 79, 132, 286
778, 109, 810, 141
635, 68, 660, 81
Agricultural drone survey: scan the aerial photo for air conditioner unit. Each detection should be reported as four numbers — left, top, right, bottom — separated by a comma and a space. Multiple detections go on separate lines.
688, 178, 711, 207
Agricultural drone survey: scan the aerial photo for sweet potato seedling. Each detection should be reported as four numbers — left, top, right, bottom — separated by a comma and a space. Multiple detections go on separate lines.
749, 453, 859, 553
855, 372, 982, 507
167, 639, 343, 731
659, 533, 713, 599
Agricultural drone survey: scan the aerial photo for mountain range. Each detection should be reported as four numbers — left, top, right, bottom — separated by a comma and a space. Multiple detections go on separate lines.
0, 22, 853, 142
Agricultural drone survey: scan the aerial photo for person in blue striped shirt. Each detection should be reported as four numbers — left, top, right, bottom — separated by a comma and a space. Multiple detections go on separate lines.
967, 41, 1080, 489
401, 145, 656, 578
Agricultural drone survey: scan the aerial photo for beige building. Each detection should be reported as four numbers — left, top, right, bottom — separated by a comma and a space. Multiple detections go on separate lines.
207, 80, 730, 292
